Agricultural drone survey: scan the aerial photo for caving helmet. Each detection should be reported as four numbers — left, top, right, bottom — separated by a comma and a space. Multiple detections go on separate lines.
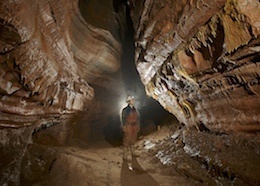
126, 95, 134, 103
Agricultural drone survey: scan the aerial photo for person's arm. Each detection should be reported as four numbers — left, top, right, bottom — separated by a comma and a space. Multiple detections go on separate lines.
121, 108, 126, 128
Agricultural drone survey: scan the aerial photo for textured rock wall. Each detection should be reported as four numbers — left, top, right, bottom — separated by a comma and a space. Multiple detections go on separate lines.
130, 0, 260, 132
1, 0, 259, 184
0, 0, 126, 184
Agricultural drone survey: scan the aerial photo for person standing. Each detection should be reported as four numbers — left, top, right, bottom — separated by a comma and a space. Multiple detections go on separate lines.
121, 95, 140, 170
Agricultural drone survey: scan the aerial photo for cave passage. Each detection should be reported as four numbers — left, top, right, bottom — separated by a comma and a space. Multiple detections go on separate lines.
102, 5, 171, 147
1, 0, 259, 185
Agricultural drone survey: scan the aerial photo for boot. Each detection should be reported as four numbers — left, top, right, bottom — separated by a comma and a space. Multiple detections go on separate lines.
127, 162, 133, 171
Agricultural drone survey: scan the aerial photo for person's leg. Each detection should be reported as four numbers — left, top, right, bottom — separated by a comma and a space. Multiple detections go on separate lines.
123, 125, 132, 161
123, 146, 128, 160
130, 125, 139, 157
130, 145, 139, 157
124, 125, 138, 170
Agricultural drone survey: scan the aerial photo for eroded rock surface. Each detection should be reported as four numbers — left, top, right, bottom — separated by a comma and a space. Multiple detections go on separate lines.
130, 0, 260, 132
0, 0, 260, 185
0, 0, 126, 184
137, 120, 260, 185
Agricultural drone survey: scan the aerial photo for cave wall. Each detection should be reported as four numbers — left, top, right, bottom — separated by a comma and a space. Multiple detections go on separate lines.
129, 0, 260, 132
0, 0, 126, 126
0, 0, 126, 184
0, 0, 260, 185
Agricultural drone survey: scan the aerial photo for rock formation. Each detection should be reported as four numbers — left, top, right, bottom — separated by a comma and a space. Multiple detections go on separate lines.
0, 0, 126, 184
131, 0, 260, 132
0, 0, 259, 185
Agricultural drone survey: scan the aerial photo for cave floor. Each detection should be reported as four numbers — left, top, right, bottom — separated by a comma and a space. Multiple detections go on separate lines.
52, 140, 166, 186
33, 125, 192, 186
32, 124, 260, 186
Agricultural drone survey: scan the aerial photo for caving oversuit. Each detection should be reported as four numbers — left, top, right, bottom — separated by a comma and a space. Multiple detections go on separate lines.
121, 104, 140, 162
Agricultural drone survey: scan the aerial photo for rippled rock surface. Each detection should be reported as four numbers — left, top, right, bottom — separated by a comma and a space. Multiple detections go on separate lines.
130, 0, 260, 132
0, 0, 125, 184
0, 0, 259, 185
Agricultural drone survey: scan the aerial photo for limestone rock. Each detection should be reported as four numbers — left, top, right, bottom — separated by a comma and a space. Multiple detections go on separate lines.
130, 0, 260, 132
0, 0, 125, 185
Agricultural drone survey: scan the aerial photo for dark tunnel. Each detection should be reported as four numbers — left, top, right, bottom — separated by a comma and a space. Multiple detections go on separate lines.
102, 3, 172, 146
